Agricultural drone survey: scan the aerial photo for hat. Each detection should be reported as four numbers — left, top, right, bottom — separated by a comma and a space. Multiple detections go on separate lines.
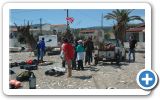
77, 40, 83, 43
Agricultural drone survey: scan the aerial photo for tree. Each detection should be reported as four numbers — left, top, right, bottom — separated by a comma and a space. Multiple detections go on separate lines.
62, 29, 74, 43
15, 21, 37, 50
104, 9, 144, 43
104, 33, 110, 40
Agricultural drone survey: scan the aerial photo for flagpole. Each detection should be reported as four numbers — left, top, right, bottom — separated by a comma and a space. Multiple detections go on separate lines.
67, 9, 69, 32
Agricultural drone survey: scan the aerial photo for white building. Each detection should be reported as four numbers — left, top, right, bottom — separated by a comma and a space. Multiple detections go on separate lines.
126, 23, 145, 42
79, 29, 105, 44
50, 24, 67, 34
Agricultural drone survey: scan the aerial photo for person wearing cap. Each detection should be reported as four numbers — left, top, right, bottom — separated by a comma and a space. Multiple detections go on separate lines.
76, 40, 85, 70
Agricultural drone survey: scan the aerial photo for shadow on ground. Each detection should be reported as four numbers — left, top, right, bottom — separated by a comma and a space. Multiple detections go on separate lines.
97, 62, 129, 69
73, 75, 92, 80
83, 66, 100, 72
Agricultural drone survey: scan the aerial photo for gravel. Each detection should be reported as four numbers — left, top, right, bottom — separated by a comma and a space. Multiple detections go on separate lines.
9, 52, 144, 89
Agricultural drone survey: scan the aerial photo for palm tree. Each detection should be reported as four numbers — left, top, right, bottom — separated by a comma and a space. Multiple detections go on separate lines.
104, 9, 144, 43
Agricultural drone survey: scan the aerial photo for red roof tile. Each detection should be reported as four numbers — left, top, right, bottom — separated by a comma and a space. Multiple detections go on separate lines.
127, 23, 145, 32
126, 27, 144, 32
80, 30, 96, 33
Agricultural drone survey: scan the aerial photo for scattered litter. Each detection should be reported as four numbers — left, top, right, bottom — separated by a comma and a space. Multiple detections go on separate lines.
38, 61, 53, 66
9, 69, 15, 75
45, 68, 65, 77
16, 71, 32, 82
9, 80, 22, 89
106, 87, 117, 89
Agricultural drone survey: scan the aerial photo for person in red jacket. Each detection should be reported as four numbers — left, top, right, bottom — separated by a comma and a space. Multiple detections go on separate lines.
62, 38, 74, 77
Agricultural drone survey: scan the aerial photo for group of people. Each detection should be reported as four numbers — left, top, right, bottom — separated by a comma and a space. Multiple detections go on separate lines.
36, 35, 137, 78
60, 37, 94, 77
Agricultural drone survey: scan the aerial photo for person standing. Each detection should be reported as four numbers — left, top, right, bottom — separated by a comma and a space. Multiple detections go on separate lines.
84, 37, 94, 65
37, 39, 41, 62
128, 35, 137, 63
60, 38, 66, 68
63, 38, 75, 77
37, 37, 45, 62
72, 39, 78, 70
76, 40, 85, 70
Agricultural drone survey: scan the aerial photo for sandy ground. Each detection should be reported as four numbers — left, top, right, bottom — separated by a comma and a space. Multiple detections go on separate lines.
9, 51, 144, 89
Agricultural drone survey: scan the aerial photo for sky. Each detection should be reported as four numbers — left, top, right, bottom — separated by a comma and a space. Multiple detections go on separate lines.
10, 9, 145, 28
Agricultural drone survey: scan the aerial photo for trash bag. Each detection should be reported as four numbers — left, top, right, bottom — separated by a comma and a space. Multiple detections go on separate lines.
25, 64, 38, 70
20, 65, 25, 69
16, 71, 32, 82
55, 71, 65, 77
45, 69, 65, 76
45, 69, 56, 76
9, 69, 15, 75
19, 61, 26, 66
19, 61, 27, 69
39, 61, 53, 66
32, 59, 38, 65
10, 62, 19, 68
20, 64, 38, 70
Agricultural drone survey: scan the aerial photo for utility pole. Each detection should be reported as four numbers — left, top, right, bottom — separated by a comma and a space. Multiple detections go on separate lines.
66, 9, 69, 32
40, 18, 42, 35
24, 19, 26, 26
101, 13, 104, 29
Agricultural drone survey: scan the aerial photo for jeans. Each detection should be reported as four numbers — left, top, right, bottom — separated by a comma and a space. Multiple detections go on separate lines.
38, 49, 45, 61
128, 49, 135, 62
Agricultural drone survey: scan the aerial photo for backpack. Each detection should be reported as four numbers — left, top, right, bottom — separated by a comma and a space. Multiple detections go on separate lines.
16, 71, 32, 82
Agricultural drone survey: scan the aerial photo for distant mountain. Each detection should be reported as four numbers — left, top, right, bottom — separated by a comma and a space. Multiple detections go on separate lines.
73, 26, 113, 33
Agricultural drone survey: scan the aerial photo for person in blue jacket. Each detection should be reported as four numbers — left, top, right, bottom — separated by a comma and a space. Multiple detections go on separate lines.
37, 37, 45, 62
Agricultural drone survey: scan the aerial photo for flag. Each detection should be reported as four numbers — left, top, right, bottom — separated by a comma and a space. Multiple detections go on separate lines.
66, 17, 74, 23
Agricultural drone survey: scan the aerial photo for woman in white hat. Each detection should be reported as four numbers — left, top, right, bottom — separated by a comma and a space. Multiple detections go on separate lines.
76, 40, 85, 70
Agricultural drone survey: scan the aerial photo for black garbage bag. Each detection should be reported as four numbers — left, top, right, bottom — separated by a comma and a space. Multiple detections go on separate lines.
55, 71, 65, 77
20, 64, 38, 70
45, 69, 65, 76
32, 59, 38, 65
10, 62, 19, 68
19, 61, 26, 66
25, 64, 38, 70
9, 69, 15, 75
45, 69, 56, 76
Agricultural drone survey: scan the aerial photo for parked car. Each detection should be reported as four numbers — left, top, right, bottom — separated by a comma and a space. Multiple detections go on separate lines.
94, 39, 126, 65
